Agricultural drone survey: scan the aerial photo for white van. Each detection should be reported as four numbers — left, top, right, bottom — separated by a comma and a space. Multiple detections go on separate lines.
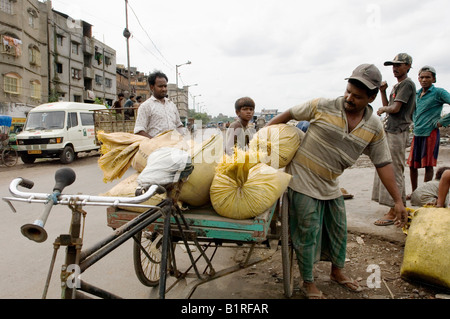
16, 102, 107, 164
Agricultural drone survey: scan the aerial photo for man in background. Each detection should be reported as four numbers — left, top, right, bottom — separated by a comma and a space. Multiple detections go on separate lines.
372, 53, 416, 226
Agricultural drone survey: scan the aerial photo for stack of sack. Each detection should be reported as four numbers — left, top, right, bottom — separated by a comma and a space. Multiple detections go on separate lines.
400, 207, 450, 290
209, 124, 304, 219
99, 130, 223, 210
98, 124, 305, 220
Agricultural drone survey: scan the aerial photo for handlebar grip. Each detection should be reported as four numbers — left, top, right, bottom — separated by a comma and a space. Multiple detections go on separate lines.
19, 178, 34, 189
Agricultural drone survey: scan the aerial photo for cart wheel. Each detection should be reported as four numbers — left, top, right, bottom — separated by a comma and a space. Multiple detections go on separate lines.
2, 147, 18, 167
281, 192, 294, 298
133, 230, 162, 287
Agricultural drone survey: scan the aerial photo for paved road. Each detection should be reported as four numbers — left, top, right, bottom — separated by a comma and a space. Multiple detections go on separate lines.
0, 155, 157, 299
0, 155, 250, 299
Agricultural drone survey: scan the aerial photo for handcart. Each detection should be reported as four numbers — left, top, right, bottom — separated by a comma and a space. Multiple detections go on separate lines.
0, 115, 18, 167
3, 167, 295, 299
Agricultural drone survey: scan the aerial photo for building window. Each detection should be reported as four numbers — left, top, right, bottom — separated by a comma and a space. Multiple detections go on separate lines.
74, 95, 82, 102
105, 56, 111, 66
56, 63, 63, 74
57, 35, 64, 46
95, 75, 103, 85
28, 9, 38, 28
71, 68, 81, 80
0, 0, 13, 14
71, 42, 79, 55
105, 78, 112, 88
1, 34, 22, 57
30, 80, 41, 99
28, 45, 41, 66
4, 73, 21, 95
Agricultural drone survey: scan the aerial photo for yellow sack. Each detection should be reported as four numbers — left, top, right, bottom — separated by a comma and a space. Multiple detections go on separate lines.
400, 207, 450, 289
97, 132, 146, 183
249, 124, 304, 169
210, 150, 291, 219
131, 130, 189, 172
179, 134, 224, 207
101, 173, 167, 213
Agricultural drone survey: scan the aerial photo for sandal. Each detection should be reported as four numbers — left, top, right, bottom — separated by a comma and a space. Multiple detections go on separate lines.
374, 219, 394, 226
330, 276, 362, 292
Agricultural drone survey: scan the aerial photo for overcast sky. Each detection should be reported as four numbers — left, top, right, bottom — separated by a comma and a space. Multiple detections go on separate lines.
50, 0, 450, 117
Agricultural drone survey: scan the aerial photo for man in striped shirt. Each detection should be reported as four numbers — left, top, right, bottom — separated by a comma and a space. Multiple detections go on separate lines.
267, 64, 407, 299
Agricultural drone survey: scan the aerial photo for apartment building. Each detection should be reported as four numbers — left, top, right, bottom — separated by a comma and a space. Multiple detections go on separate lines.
167, 83, 189, 122
0, 0, 49, 118
0, 0, 117, 119
48, 8, 117, 106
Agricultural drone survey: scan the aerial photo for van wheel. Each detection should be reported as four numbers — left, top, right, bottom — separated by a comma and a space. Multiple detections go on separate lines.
60, 146, 75, 164
20, 154, 36, 164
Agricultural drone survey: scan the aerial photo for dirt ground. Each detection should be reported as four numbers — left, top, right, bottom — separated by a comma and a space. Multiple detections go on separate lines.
214, 143, 450, 300
228, 233, 444, 300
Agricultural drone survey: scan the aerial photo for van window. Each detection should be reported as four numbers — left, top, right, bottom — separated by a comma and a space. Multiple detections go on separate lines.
68, 112, 78, 128
80, 112, 95, 126
24, 111, 65, 130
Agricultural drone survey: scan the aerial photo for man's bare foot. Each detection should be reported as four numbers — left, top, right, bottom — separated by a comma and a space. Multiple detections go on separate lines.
301, 281, 326, 299
330, 266, 362, 292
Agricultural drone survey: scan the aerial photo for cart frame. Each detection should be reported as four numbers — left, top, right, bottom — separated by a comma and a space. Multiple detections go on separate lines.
3, 168, 294, 299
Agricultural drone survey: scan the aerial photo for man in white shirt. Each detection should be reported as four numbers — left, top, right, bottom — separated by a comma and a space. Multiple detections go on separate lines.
134, 71, 184, 138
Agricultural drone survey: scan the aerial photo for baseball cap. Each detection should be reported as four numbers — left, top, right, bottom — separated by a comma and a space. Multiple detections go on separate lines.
384, 53, 413, 66
345, 64, 382, 90
418, 65, 436, 77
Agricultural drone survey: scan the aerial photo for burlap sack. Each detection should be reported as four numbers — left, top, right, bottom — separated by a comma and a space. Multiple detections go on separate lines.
400, 207, 450, 289
210, 149, 291, 219
131, 130, 189, 172
101, 173, 167, 213
97, 132, 146, 183
249, 124, 304, 169
179, 134, 224, 206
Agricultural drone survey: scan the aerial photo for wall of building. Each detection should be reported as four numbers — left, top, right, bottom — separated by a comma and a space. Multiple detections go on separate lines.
0, 0, 49, 118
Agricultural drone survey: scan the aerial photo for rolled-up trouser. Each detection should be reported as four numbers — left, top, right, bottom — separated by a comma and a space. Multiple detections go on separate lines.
372, 130, 409, 207
287, 188, 347, 283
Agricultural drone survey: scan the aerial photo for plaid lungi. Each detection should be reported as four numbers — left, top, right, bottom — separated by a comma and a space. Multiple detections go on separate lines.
407, 129, 440, 169
287, 188, 347, 282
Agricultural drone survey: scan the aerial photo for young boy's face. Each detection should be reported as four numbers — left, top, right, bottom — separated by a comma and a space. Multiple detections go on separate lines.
237, 106, 254, 122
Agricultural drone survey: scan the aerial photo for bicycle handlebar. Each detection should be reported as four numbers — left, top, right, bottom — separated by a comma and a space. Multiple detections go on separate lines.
3, 177, 167, 211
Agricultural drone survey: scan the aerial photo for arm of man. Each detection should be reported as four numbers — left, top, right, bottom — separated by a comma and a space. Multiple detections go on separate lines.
377, 101, 403, 116
437, 89, 450, 127
176, 124, 185, 136
375, 163, 408, 227
379, 81, 389, 108
135, 130, 152, 139
267, 110, 293, 126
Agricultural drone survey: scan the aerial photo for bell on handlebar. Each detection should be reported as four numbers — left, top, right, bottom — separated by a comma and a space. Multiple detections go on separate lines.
20, 168, 76, 243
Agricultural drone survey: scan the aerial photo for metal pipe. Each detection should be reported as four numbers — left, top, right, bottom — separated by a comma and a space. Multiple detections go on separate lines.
79, 208, 165, 273
79, 205, 163, 261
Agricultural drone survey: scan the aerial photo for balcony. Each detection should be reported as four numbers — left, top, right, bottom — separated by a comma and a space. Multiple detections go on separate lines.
83, 67, 94, 79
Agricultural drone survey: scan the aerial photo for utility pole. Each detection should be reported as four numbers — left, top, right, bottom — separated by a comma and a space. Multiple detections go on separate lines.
123, 0, 131, 96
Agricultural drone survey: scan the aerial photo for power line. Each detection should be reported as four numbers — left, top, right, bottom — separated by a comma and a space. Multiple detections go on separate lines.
127, 1, 174, 70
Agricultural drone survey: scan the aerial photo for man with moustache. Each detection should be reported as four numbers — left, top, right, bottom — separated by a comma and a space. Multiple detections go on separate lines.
267, 64, 407, 299
372, 53, 416, 226
134, 71, 184, 138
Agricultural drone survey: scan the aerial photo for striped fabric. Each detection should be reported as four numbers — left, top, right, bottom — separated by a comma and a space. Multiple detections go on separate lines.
287, 97, 392, 200
407, 128, 440, 168
288, 189, 347, 282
